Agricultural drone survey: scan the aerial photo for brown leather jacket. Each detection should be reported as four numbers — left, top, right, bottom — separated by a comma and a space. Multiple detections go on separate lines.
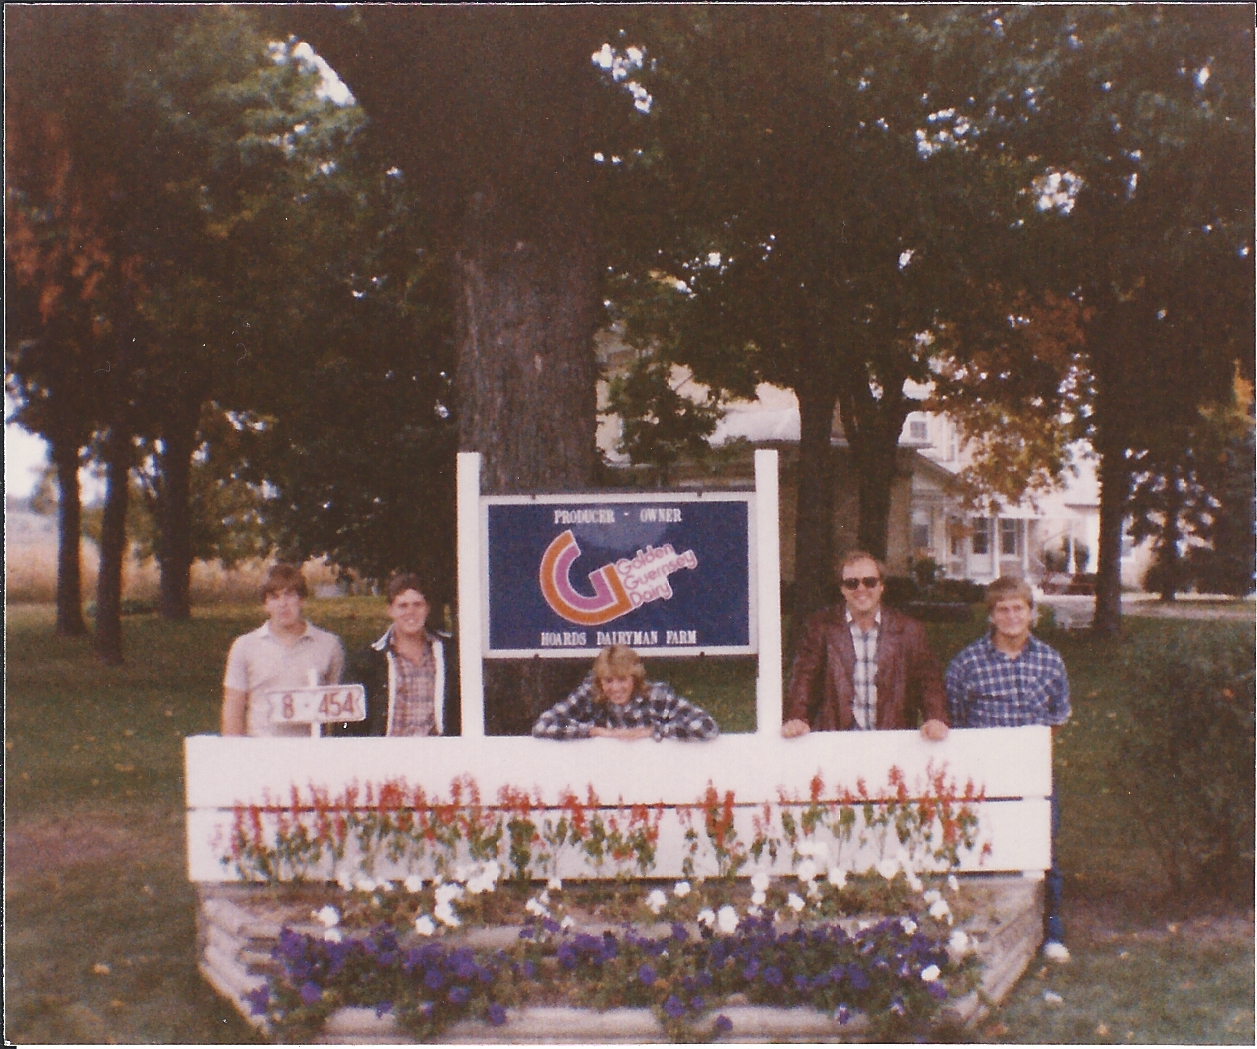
784, 605, 948, 731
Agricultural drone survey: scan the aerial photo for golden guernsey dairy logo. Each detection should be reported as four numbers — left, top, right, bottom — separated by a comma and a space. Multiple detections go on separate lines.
539, 529, 699, 626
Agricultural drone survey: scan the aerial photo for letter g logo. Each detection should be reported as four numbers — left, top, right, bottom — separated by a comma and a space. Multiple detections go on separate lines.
539, 531, 634, 626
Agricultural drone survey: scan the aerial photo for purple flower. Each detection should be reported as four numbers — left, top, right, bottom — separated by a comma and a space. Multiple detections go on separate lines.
763, 965, 784, 988
836, 1004, 852, 1025
448, 985, 470, 1005
742, 959, 760, 980
638, 963, 657, 985
691, 995, 705, 1011
374, 1000, 393, 1019
425, 968, 446, 991
714, 1014, 733, 1035
928, 981, 949, 1000
487, 1003, 507, 1026
522, 960, 537, 980
299, 981, 322, 1005
671, 922, 688, 942
244, 985, 270, 1016
663, 995, 686, 1019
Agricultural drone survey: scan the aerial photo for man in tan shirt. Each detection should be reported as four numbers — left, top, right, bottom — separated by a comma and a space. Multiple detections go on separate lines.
221, 564, 345, 737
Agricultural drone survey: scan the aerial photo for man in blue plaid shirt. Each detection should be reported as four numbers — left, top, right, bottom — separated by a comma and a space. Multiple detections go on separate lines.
532, 645, 719, 742
946, 575, 1072, 963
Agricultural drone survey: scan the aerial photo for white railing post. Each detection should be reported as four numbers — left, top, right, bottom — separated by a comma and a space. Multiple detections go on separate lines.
754, 450, 783, 735
456, 452, 485, 737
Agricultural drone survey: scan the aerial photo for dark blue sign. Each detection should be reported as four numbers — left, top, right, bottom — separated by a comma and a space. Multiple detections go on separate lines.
484, 497, 754, 656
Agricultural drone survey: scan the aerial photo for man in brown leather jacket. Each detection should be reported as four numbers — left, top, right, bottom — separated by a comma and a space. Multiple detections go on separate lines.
782, 550, 949, 741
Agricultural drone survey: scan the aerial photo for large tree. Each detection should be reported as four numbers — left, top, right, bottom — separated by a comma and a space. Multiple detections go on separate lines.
287, 8, 637, 730
602, 8, 1035, 624
991, 5, 1254, 633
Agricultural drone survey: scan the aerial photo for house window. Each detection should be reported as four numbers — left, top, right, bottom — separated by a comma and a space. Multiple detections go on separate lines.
912, 522, 931, 551
908, 417, 928, 442
950, 533, 965, 558
1000, 519, 1020, 556
971, 518, 990, 555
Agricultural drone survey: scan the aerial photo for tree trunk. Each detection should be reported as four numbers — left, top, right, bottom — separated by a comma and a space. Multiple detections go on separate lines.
1156, 469, 1183, 603
94, 426, 132, 665
51, 435, 88, 637
792, 382, 838, 629
1093, 437, 1129, 638
157, 402, 199, 620
455, 184, 602, 733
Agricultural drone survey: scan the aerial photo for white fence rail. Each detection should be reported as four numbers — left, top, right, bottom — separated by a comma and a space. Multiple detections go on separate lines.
185, 726, 1052, 882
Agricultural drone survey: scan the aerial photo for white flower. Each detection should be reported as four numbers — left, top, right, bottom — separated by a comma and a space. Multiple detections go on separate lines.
827, 867, 847, 889
906, 872, 924, 893
929, 898, 951, 921
354, 876, 378, 893
696, 908, 716, 928
560, 916, 575, 930
787, 893, 805, 913
948, 930, 970, 953
876, 857, 900, 881
674, 881, 691, 898
313, 905, 340, 928
746, 904, 762, 917
901, 918, 918, 935
948, 874, 960, 892
525, 898, 550, 918
404, 874, 424, 893
414, 915, 436, 936
750, 871, 771, 893
751, 890, 767, 907
716, 905, 739, 934
806, 880, 822, 899
323, 927, 343, 943
923, 889, 942, 905
645, 889, 668, 914
435, 883, 464, 906
539, 891, 550, 906
796, 859, 819, 884
377, 880, 396, 893
336, 871, 354, 892
434, 900, 461, 928
547, 877, 563, 892
857, 919, 872, 931
921, 964, 941, 982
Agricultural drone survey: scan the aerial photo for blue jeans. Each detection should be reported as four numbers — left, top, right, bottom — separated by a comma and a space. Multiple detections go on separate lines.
1044, 792, 1065, 943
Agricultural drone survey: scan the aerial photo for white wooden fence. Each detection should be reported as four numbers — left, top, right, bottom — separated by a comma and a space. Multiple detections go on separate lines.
185, 726, 1051, 882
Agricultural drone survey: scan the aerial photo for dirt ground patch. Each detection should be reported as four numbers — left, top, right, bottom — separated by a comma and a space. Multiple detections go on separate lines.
5, 803, 183, 880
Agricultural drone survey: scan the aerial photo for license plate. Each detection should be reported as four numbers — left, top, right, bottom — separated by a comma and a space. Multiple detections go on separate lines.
265, 685, 366, 724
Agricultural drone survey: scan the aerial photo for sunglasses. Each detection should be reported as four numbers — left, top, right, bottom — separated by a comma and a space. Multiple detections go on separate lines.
841, 576, 882, 590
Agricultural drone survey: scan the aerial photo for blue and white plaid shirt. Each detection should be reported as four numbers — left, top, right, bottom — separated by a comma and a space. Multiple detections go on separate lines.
847, 609, 880, 730
532, 676, 719, 741
945, 633, 1071, 728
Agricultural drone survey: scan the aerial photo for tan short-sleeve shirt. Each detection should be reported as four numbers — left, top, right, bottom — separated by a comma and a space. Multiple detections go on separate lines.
223, 621, 345, 737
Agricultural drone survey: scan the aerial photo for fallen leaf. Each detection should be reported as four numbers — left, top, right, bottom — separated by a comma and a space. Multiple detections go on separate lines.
114, 764, 135, 773
93, 963, 111, 975
1118, 950, 1130, 959
1167, 922, 1179, 933
1036, 965, 1049, 979
1096, 1023, 1110, 1037
109, 999, 126, 1009
984, 1022, 1010, 1039
1043, 991, 1063, 1003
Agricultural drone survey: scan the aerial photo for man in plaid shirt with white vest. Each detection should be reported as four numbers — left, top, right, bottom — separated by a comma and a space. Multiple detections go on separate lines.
946, 575, 1072, 963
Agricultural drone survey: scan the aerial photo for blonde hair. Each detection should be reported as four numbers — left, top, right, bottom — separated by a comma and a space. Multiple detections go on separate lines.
591, 645, 647, 701
986, 575, 1034, 611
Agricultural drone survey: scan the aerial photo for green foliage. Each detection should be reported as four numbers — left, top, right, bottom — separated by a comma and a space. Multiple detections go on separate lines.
1112, 627, 1255, 900
605, 353, 723, 485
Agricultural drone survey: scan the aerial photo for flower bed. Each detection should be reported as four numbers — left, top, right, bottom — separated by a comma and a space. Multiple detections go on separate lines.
220, 764, 988, 885
195, 863, 1050, 1044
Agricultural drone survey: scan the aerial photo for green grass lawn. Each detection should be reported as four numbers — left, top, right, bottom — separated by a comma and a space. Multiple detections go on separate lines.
5, 602, 1252, 1043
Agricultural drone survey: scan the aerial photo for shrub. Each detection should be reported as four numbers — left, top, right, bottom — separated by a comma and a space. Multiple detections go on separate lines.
1112, 627, 1255, 900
